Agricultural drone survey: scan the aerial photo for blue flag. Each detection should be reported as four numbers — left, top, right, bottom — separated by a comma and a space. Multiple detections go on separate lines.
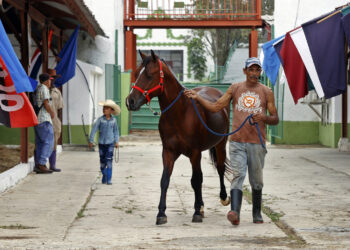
55, 26, 79, 86
341, 6, 350, 49
302, 11, 346, 99
0, 20, 34, 93
262, 35, 285, 85
273, 38, 284, 66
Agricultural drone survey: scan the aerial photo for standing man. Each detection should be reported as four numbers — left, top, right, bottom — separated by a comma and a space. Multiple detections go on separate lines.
47, 68, 63, 172
33, 73, 55, 174
184, 57, 279, 226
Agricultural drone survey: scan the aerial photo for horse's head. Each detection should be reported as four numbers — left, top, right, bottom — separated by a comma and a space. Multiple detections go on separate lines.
126, 50, 164, 111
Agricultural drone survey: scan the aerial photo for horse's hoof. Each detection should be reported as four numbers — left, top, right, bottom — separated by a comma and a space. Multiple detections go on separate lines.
192, 214, 203, 223
221, 196, 231, 206
200, 205, 205, 217
156, 216, 167, 225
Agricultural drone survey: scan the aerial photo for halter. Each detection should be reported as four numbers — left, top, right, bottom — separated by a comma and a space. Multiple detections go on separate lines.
132, 59, 164, 104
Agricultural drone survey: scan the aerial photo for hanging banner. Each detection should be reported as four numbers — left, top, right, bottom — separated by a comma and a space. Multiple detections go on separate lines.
0, 57, 38, 128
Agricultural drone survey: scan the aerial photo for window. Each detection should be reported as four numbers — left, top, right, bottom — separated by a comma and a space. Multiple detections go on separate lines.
137, 50, 184, 81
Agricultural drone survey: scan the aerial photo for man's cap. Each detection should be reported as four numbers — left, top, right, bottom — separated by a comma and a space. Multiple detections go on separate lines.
47, 68, 61, 79
39, 73, 53, 83
245, 57, 262, 68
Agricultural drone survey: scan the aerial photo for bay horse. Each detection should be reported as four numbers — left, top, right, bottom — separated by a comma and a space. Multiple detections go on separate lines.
126, 50, 231, 225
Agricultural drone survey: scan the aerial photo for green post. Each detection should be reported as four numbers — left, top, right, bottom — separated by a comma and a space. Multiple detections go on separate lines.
120, 72, 131, 136
115, 30, 118, 66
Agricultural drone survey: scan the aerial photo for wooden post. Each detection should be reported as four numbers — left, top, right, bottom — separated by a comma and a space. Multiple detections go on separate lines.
42, 25, 49, 73
57, 30, 63, 145
125, 29, 136, 83
19, 4, 29, 163
129, 0, 135, 20
256, 0, 261, 19
249, 27, 258, 58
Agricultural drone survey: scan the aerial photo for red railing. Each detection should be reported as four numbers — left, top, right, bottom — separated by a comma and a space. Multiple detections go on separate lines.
124, 0, 261, 20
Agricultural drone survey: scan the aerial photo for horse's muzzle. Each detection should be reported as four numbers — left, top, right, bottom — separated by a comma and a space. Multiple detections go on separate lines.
125, 96, 141, 111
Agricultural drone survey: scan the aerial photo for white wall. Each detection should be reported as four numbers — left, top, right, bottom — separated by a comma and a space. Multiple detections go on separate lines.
62, 60, 103, 126
275, 0, 350, 123
78, 0, 117, 68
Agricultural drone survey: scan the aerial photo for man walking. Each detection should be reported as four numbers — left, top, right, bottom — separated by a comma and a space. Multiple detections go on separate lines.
33, 73, 55, 174
184, 57, 279, 225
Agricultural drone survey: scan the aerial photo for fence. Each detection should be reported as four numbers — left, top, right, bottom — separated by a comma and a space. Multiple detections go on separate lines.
125, 0, 261, 20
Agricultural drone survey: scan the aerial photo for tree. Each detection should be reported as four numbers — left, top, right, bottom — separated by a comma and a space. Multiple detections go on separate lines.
185, 34, 207, 81
187, 0, 274, 79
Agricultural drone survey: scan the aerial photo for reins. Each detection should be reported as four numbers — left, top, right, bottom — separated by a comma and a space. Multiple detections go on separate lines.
190, 98, 266, 149
148, 88, 184, 116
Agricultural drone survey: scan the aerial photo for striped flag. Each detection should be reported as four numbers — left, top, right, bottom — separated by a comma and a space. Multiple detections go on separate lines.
302, 11, 346, 98
289, 27, 324, 98
28, 30, 53, 88
280, 32, 309, 104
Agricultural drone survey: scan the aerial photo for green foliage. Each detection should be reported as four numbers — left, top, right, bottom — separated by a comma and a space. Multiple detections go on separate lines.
186, 35, 207, 81
186, 0, 274, 75
262, 0, 274, 15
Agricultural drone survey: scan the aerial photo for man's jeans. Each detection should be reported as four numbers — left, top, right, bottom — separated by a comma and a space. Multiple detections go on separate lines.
229, 141, 267, 191
34, 122, 54, 165
99, 144, 114, 183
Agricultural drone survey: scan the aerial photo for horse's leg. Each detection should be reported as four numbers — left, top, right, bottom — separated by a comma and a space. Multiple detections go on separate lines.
156, 148, 179, 225
215, 139, 230, 206
190, 150, 204, 223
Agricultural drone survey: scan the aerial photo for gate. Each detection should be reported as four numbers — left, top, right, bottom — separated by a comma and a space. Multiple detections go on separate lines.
260, 73, 284, 141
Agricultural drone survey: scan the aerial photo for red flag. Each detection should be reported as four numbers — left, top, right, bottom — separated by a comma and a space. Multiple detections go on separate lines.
0, 56, 38, 128
280, 32, 308, 104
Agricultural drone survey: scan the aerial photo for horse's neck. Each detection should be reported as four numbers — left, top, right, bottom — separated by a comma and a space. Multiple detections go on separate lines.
158, 73, 185, 112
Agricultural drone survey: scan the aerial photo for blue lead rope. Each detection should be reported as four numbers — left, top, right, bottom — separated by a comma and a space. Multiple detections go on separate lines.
162, 89, 184, 114
150, 89, 185, 116
190, 98, 265, 149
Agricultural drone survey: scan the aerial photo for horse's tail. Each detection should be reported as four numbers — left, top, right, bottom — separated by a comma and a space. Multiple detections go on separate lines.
209, 147, 233, 182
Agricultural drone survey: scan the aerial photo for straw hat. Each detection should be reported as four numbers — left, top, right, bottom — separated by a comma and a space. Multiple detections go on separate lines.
98, 99, 120, 116
47, 68, 61, 79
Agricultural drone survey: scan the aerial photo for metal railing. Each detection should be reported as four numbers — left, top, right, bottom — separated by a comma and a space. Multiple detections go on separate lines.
125, 0, 261, 20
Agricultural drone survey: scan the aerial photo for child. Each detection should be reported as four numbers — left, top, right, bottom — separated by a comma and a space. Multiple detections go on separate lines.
89, 100, 120, 185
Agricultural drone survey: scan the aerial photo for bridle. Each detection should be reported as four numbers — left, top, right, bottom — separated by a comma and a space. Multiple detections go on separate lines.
131, 59, 164, 104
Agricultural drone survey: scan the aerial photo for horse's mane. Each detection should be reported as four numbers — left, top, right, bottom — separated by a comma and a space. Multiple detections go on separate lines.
160, 58, 184, 90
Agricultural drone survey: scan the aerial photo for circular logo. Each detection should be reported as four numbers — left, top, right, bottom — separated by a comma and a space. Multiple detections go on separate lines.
243, 96, 256, 108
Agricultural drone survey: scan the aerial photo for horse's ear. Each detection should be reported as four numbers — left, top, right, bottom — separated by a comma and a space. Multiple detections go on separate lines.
151, 50, 157, 62
139, 50, 147, 61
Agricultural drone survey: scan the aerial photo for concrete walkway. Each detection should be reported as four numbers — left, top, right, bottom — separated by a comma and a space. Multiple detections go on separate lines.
0, 139, 349, 249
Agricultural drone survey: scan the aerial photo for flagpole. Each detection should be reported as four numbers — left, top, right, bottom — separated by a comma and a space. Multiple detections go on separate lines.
316, 10, 341, 24
342, 41, 348, 139
19, 4, 29, 163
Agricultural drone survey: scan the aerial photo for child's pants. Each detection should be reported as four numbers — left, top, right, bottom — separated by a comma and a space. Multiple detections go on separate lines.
99, 144, 114, 184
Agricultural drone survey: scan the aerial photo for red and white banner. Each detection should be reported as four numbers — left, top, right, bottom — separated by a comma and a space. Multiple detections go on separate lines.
0, 56, 38, 128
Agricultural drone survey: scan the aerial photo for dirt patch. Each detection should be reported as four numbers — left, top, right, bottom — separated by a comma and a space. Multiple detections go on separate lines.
0, 144, 35, 174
